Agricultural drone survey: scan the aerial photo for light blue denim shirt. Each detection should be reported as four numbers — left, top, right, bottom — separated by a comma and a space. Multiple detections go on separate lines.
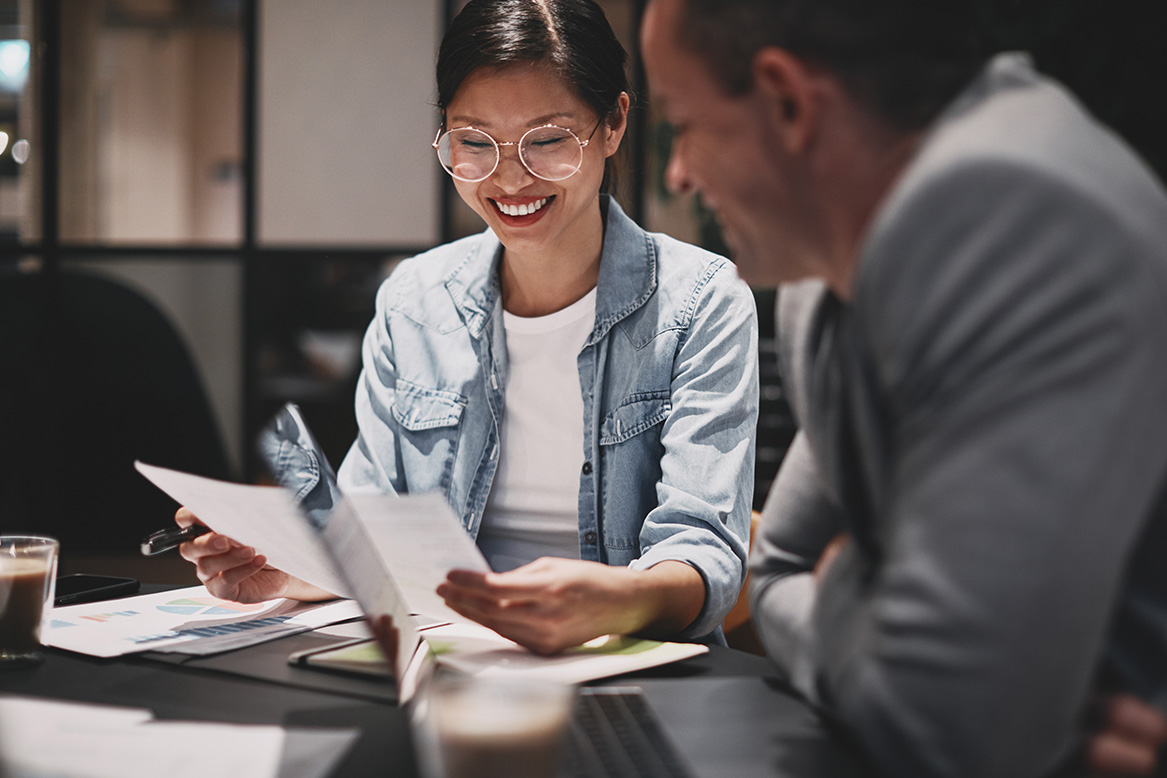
338, 196, 759, 640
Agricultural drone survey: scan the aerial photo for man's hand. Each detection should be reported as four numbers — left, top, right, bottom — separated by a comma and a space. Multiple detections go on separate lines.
1084, 694, 1167, 776
436, 557, 704, 655
814, 533, 850, 583
369, 614, 399, 670
174, 506, 334, 603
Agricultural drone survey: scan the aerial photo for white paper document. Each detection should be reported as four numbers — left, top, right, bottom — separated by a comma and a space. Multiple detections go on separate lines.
133, 459, 490, 688
135, 462, 352, 598
351, 491, 490, 625
0, 696, 358, 778
135, 461, 489, 624
0, 696, 284, 778
45, 585, 362, 658
429, 623, 708, 683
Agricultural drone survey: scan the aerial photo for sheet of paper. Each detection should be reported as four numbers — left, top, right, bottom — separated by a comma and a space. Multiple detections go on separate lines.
0, 696, 286, 778
312, 612, 443, 640
296, 622, 708, 686
44, 585, 362, 658
310, 493, 424, 688
350, 491, 491, 624
135, 461, 351, 598
426, 622, 709, 684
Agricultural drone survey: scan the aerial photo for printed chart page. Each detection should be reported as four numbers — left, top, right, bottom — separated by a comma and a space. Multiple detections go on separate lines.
45, 585, 361, 658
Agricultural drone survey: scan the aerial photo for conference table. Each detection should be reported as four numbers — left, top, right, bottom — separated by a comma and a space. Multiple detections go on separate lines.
0, 588, 871, 778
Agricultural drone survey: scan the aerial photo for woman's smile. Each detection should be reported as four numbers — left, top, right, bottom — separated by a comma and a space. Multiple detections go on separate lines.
491, 195, 553, 223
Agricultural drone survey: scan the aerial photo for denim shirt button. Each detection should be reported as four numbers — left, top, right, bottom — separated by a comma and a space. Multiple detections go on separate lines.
583, 531, 597, 545
582, 461, 592, 475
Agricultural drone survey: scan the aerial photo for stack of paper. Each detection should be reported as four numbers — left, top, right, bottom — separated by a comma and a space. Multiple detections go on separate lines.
132, 462, 708, 689
0, 696, 357, 778
45, 586, 362, 658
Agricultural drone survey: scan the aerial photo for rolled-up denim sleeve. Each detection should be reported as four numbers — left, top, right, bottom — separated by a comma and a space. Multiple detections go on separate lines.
337, 279, 405, 496
631, 260, 759, 639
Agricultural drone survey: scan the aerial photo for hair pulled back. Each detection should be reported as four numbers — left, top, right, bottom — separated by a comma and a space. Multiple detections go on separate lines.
437, 0, 631, 192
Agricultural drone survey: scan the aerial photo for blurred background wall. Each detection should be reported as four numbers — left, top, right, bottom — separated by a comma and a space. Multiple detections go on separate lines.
1, 0, 1163, 581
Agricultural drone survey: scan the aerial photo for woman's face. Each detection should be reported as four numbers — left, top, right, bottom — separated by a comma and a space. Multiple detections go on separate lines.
444, 62, 625, 257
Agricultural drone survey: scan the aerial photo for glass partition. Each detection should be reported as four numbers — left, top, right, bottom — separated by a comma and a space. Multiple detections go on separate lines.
0, 0, 37, 242
58, 0, 242, 244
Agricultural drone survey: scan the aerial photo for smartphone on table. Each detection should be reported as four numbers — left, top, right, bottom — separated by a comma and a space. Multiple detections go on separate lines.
53, 574, 141, 607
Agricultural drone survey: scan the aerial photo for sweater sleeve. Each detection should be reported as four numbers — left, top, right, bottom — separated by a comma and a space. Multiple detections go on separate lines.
809, 160, 1167, 778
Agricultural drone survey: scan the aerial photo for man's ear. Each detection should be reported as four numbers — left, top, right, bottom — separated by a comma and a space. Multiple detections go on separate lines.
603, 91, 631, 157
752, 47, 818, 155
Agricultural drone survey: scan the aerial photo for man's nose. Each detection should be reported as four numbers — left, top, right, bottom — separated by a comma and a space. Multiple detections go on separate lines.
664, 144, 694, 196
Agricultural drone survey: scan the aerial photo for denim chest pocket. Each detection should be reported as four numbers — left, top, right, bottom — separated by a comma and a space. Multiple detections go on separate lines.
392, 379, 467, 431
598, 391, 671, 445
391, 380, 467, 495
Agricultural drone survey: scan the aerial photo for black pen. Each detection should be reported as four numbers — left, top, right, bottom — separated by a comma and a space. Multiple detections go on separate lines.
140, 525, 211, 556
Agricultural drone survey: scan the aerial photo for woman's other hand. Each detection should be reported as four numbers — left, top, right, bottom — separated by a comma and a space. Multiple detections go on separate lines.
436, 557, 704, 654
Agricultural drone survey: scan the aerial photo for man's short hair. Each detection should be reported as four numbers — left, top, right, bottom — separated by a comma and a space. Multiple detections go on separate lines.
675, 0, 988, 130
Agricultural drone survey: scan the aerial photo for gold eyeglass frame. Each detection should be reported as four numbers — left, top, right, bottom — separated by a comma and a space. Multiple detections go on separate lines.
432, 122, 595, 182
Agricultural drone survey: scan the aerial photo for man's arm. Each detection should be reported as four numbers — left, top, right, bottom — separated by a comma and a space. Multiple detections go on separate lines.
749, 431, 844, 696
811, 161, 1167, 778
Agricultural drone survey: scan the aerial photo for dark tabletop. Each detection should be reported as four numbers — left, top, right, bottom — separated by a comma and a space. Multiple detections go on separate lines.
0, 589, 872, 777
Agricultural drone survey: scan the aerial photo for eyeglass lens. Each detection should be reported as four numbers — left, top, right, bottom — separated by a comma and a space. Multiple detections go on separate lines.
436, 126, 584, 182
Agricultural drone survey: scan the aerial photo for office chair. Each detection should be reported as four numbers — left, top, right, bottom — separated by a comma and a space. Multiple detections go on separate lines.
0, 267, 232, 563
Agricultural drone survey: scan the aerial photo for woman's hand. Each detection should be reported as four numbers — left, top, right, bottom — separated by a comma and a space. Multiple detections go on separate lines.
436, 557, 704, 655
173, 506, 334, 603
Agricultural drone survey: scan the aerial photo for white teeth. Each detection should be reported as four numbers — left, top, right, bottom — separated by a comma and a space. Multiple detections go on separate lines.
497, 197, 548, 217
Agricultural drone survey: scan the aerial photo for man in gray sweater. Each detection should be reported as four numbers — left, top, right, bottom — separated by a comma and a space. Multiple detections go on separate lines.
642, 1, 1167, 776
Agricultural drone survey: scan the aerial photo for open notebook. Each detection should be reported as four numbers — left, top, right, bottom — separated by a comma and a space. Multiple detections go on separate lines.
137, 403, 706, 703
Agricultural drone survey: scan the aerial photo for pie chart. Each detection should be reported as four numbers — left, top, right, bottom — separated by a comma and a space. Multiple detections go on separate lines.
156, 597, 265, 617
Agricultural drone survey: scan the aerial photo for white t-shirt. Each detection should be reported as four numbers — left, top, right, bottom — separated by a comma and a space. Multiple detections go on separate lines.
476, 288, 597, 573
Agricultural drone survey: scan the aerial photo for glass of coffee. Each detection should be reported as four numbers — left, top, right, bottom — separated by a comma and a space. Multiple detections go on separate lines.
415, 674, 575, 778
0, 535, 59, 666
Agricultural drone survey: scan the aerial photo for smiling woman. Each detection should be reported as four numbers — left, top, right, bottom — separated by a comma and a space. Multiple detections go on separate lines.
175, 0, 760, 656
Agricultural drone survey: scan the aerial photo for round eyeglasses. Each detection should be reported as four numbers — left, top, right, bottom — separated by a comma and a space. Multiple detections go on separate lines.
432, 123, 594, 183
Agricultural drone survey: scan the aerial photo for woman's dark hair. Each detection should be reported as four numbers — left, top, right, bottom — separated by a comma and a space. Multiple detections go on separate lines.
437, 0, 631, 193
676, 0, 989, 131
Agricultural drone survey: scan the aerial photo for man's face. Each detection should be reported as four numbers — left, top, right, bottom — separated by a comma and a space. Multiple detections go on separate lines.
641, 0, 809, 286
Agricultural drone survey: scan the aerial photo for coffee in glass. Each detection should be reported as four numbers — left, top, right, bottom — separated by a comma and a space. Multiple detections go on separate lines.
0, 536, 59, 666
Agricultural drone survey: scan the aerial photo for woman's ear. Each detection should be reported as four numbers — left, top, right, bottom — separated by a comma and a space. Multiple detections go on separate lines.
603, 92, 631, 157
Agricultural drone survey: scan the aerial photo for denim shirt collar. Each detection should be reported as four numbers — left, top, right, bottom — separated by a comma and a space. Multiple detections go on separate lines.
442, 195, 657, 341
